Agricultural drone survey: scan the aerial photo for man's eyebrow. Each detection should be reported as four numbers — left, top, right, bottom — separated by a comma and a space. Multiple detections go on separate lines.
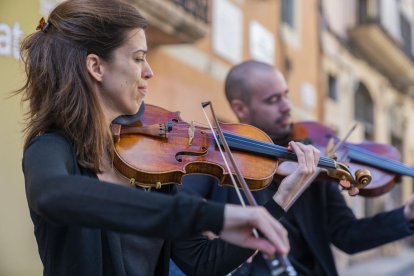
132, 49, 147, 54
263, 90, 289, 101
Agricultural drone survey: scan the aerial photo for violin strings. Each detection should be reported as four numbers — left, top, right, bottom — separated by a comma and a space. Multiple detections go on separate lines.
346, 144, 414, 176
326, 134, 414, 175
152, 121, 414, 177
222, 132, 337, 169
148, 124, 336, 169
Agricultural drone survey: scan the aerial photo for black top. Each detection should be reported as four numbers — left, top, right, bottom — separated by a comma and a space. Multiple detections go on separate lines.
23, 132, 286, 276
180, 175, 414, 275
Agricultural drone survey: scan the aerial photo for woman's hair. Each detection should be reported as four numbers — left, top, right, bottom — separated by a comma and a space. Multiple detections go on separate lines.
18, 0, 147, 172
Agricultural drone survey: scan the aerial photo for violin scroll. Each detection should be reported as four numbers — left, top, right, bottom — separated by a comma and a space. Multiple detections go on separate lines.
325, 162, 372, 196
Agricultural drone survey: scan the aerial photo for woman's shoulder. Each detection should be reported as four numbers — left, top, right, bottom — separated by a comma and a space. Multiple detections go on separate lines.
25, 131, 74, 155
23, 131, 81, 175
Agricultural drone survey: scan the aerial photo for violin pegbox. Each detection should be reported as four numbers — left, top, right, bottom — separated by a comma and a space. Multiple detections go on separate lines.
327, 162, 372, 196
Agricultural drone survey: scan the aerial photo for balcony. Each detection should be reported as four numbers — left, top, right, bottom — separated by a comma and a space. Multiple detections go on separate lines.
348, 16, 414, 90
132, 0, 209, 46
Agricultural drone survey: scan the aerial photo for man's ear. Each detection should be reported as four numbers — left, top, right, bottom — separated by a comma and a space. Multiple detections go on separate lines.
86, 54, 104, 82
230, 99, 250, 122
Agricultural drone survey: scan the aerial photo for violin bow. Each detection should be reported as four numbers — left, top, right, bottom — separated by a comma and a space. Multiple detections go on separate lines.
201, 101, 296, 276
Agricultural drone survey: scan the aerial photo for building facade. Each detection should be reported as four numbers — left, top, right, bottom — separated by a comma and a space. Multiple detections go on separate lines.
321, 0, 414, 270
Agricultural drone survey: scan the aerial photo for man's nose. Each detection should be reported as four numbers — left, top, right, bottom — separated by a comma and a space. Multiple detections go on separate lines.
280, 96, 291, 112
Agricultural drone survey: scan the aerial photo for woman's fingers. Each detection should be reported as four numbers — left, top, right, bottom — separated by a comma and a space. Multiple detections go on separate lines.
220, 205, 289, 257
251, 207, 289, 255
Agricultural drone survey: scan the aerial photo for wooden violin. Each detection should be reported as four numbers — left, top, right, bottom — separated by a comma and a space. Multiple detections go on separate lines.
111, 104, 371, 193
292, 121, 414, 197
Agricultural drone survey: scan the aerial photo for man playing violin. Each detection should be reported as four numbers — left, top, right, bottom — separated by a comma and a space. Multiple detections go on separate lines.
179, 60, 414, 275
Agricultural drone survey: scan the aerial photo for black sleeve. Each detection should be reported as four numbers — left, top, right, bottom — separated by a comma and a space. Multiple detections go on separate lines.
23, 133, 224, 239
264, 197, 286, 219
326, 182, 413, 254
170, 193, 286, 275
171, 235, 253, 276
181, 173, 285, 219
179, 174, 217, 198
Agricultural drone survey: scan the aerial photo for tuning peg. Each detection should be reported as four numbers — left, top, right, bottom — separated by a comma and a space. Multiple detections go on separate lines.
348, 186, 359, 196
339, 179, 351, 189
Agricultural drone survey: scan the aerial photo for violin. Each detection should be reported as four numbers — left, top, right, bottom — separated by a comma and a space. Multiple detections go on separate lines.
291, 121, 414, 197
111, 104, 371, 193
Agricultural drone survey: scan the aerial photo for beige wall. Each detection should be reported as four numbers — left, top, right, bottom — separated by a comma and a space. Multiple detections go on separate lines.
145, 0, 321, 124
0, 1, 44, 274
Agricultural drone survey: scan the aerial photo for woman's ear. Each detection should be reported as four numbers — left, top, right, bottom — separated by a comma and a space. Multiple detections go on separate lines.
86, 54, 104, 82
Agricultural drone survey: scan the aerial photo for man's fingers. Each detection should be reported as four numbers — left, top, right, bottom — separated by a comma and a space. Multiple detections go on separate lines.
289, 141, 320, 174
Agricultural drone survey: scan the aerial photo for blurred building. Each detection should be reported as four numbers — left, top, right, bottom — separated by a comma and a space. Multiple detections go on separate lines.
320, 0, 414, 271
0, 0, 413, 275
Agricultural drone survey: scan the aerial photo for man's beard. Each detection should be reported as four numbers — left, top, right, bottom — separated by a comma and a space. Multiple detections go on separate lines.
271, 123, 293, 147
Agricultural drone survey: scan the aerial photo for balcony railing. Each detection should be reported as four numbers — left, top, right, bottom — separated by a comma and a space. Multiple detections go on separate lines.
349, 5, 414, 90
173, 0, 208, 23
132, 0, 209, 46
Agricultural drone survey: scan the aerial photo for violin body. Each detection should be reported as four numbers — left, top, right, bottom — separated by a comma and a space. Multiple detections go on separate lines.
113, 104, 278, 190
112, 105, 371, 193
292, 121, 410, 197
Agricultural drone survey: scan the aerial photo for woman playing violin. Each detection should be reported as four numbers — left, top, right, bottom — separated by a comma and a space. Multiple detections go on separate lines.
180, 60, 414, 276
17, 1, 323, 275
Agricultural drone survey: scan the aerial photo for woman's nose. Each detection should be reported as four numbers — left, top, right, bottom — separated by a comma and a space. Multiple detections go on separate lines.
142, 62, 154, 80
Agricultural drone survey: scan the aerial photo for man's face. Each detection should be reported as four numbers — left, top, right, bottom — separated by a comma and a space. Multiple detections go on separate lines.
244, 69, 291, 141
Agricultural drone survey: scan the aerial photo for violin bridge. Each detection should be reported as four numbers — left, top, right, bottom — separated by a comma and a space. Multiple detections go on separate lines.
188, 121, 195, 146
326, 137, 335, 157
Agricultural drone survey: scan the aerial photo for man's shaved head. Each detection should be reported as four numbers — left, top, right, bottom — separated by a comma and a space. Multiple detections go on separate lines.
225, 60, 278, 104
224, 60, 291, 143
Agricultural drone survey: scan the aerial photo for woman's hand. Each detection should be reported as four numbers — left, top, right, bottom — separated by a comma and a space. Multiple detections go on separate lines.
273, 141, 320, 210
219, 204, 289, 257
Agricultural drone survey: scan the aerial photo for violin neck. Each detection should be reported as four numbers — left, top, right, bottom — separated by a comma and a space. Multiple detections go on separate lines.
222, 132, 337, 170
347, 145, 414, 177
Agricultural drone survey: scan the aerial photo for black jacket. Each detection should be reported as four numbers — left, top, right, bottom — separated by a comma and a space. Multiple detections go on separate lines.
24, 132, 287, 276
180, 175, 414, 275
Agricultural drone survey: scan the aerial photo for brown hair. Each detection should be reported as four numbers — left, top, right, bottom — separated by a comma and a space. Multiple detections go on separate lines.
17, 0, 148, 173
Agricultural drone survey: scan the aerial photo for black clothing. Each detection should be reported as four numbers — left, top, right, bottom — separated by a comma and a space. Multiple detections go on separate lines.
180, 176, 414, 275
23, 132, 285, 276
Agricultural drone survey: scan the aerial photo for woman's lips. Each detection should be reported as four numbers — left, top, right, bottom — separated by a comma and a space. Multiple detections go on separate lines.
138, 86, 147, 95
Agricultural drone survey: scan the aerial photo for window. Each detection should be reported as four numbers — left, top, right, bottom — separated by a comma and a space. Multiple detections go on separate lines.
281, 0, 296, 28
354, 82, 374, 140
328, 74, 338, 101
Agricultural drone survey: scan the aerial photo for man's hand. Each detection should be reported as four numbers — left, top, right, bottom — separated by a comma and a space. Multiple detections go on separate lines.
273, 141, 320, 210
404, 194, 414, 221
